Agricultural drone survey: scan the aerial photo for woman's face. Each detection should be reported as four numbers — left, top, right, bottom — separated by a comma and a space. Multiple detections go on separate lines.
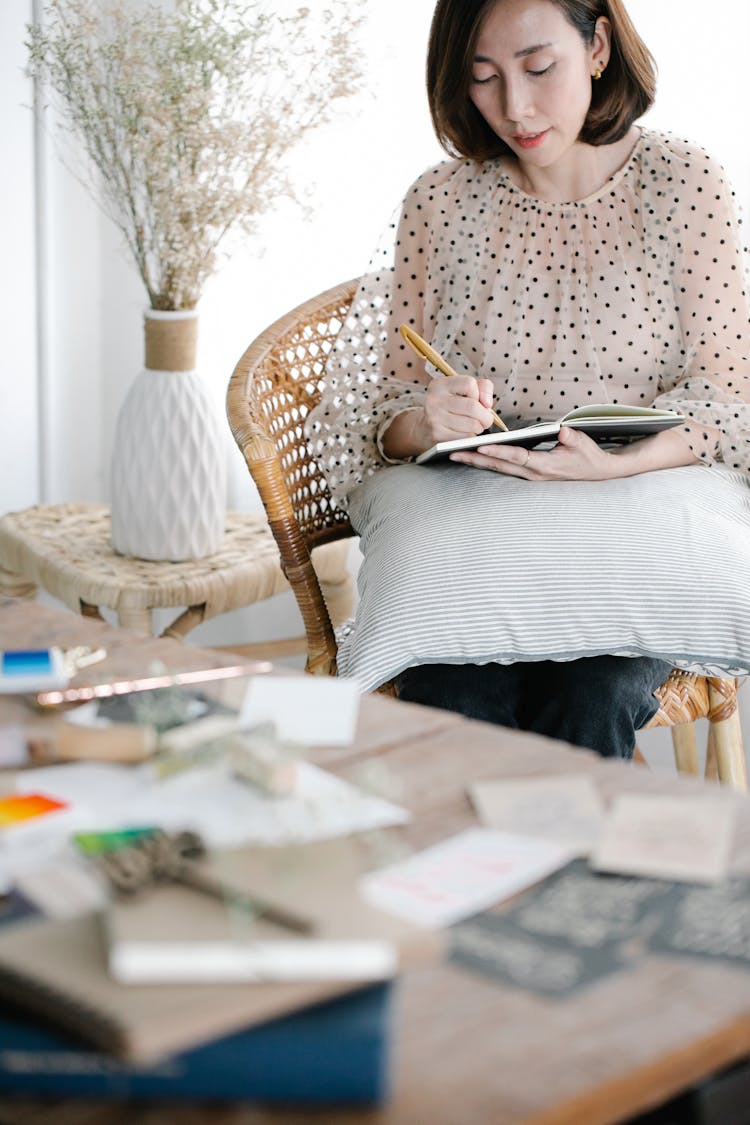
469, 0, 609, 169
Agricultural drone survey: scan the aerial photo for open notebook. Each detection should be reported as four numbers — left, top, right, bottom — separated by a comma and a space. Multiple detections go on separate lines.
416, 403, 685, 463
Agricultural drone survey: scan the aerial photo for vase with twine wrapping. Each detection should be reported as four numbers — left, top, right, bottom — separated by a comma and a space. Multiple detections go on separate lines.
110, 309, 226, 561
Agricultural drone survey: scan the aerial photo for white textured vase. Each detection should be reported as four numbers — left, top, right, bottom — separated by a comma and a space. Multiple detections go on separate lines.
110, 308, 227, 561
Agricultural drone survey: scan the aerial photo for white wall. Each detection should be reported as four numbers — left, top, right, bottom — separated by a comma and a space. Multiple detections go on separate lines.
42, 150, 105, 502
1, 0, 40, 512
629, 0, 750, 206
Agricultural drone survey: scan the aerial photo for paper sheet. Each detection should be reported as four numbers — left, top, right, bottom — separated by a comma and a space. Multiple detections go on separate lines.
13, 759, 408, 851
360, 828, 572, 929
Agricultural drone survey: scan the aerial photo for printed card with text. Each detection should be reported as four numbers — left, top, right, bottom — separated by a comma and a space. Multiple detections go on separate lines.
591, 793, 738, 884
449, 859, 677, 997
360, 827, 572, 929
469, 774, 606, 856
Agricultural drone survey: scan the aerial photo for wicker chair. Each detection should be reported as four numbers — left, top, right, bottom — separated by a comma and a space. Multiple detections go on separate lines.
227, 279, 747, 791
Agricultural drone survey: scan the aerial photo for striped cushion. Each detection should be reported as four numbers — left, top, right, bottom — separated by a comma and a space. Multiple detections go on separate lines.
337, 464, 750, 692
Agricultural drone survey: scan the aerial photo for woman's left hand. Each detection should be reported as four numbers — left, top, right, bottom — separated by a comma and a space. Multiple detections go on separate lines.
449, 426, 617, 480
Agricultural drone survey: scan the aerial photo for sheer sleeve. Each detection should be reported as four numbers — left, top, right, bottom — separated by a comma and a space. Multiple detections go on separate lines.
305, 160, 461, 510
651, 145, 750, 472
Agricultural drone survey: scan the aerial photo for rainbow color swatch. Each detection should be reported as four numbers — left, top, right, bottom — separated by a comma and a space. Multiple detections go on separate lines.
0, 793, 68, 827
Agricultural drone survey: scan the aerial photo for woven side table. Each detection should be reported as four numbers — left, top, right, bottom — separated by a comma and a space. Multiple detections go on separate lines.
0, 504, 354, 640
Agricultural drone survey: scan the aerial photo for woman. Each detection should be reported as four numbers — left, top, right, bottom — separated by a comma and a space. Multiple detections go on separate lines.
307, 0, 750, 758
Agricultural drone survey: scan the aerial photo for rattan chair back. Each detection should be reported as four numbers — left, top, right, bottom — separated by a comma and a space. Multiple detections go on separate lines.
227, 279, 359, 675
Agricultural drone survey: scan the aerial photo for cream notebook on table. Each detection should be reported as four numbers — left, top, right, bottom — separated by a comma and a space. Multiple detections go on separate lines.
105, 838, 429, 984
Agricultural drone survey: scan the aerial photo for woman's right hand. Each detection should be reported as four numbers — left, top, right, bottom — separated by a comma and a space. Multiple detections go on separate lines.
418, 375, 496, 447
383, 376, 496, 460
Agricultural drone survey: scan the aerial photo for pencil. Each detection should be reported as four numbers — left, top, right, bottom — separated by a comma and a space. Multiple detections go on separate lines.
400, 323, 508, 431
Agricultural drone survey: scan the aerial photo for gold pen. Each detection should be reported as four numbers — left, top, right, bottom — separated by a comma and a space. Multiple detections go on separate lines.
400, 323, 508, 431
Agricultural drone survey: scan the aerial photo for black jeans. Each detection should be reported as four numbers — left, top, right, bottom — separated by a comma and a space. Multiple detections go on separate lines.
394, 656, 673, 760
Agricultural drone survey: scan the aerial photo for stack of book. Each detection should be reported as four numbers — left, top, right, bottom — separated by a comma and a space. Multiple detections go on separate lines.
0, 985, 392, 1102
0, 839, 439, 1104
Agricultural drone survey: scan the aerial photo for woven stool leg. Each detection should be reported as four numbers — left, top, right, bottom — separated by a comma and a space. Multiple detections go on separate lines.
704, 726, 719, 781
80, 601, 105, 622
0, 564, 37, 600
161, 605, 207, 640
671, 723, 700, 777
117, 605, 154, 634
707, 682, 747, 792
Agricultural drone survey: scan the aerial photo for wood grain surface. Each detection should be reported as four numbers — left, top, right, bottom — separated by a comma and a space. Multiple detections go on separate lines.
1, 597, 749, 1125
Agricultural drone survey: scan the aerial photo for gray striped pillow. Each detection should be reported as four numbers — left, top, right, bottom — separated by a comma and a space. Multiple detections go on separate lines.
337, 463, 750, 692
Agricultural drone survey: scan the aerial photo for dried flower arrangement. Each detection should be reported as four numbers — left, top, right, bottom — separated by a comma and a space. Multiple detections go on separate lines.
27, 0, 365, 311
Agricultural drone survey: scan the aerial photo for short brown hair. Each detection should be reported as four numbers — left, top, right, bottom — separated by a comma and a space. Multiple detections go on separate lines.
427, 0, 656, 161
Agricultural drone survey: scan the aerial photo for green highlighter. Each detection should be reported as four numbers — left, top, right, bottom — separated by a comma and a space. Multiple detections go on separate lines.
73, 827, 160, 857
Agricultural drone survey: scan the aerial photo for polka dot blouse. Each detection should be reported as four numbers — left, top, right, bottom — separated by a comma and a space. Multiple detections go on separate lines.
307, 129, 750, 509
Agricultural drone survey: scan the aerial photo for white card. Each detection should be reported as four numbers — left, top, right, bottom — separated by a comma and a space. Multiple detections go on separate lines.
240, 675, 360, 745
0, 724, 29, 768
469, 775, 606, 856
590, 793, 738, 884
360, 827, 572, 929
16, 859, 108, 918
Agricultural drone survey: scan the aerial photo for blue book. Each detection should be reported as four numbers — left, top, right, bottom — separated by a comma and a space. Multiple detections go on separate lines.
0, 983, 392, 1103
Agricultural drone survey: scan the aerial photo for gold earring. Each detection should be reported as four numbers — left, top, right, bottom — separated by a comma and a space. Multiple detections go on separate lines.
593, 64, 604, 80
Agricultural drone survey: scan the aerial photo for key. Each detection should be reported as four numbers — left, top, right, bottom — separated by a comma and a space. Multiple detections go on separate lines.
97, 829, 312, 934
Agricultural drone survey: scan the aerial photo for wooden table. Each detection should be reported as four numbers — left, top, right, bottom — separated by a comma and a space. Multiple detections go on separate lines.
0, 503, 353, 639
1, 598, 750, 1125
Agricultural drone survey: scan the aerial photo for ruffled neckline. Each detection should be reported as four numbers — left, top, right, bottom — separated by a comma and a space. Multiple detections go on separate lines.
495, 128, 646, 209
